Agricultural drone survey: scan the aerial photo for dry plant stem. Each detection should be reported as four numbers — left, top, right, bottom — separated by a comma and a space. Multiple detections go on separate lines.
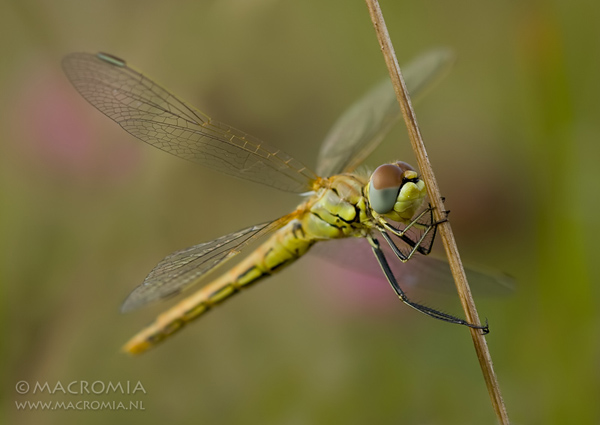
364, 1, 510, 424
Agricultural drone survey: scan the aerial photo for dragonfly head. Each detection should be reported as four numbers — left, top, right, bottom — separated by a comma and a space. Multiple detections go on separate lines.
367, 161, 427, 223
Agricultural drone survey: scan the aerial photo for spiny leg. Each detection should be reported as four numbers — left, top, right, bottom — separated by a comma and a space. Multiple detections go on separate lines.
378, 203, 447, 256
367, 234, 489, 333
377, 214, 435, 257
378, 229, 424, 262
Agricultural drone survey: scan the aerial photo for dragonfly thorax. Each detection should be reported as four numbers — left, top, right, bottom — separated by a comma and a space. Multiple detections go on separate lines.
366, 161, 427, 223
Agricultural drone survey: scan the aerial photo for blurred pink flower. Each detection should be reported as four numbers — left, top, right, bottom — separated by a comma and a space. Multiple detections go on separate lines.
305, 239, 410, 318
10, 60, 141, 182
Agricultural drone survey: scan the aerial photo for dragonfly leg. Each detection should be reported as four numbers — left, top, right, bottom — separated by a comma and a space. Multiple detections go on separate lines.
378, 229, 427, 262
367, 234, 489, 333
379, 201, 454, 256
378, 209, 437, 256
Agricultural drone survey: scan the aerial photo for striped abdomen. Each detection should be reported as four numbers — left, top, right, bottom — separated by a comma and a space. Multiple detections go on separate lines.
123, 219, 319, 354
123, 175, 369, 354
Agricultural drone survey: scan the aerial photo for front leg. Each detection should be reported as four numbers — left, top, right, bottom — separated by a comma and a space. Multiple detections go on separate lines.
377, 203, 445, 256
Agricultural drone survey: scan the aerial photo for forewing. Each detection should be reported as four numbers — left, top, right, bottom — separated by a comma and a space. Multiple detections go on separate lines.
316, 49, 455, 177
62, 53, 318, 192
121, 219, 286, 312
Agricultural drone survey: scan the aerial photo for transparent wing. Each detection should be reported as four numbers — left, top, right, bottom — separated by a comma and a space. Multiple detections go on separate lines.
121, 218, 289, 312
62, 52, 318, 193
310, 236, 515, 297
316, 49, 455, 177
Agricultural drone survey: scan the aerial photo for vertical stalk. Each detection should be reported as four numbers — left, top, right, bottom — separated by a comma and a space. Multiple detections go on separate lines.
364, 1, 510, 424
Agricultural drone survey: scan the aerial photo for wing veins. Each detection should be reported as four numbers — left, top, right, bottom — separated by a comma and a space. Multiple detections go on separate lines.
121, 217, 292, 312
62, 53, 317, 193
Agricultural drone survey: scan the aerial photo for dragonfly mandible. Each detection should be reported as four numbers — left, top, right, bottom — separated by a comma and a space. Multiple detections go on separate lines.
63, 50, 494, 355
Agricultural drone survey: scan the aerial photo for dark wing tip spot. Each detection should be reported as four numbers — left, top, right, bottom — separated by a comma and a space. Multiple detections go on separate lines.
97, 52, 127, 67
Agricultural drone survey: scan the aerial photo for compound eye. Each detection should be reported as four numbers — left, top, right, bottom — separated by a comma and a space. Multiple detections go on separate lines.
395, 161, 416, 174
368, 164, 403, 214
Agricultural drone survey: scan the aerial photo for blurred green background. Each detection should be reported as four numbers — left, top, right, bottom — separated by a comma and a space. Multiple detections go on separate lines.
2, 0, 598, 424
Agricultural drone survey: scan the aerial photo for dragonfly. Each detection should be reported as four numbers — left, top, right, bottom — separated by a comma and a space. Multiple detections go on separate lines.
63, 50, 502, 355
